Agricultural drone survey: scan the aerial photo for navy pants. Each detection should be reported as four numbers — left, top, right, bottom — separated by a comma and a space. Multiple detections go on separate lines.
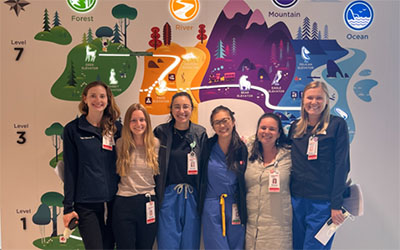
157, 184, 201, 250
112, 194, 158, 249
74, 201, 115, 249
291, 196, 335, 250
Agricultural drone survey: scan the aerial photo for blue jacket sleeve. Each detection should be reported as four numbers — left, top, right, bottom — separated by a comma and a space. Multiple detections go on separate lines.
63, 123, 78, 214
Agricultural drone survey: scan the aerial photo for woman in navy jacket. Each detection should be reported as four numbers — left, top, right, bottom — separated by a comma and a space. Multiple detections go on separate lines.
289, 81, 350, 250
63, 81, 122, 249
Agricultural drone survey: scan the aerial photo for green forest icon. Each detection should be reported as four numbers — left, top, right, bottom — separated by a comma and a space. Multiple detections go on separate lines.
34, 9, 72, 45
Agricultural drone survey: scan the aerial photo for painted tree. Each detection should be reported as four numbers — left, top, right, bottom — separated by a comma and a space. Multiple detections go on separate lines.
296, 26, 302, 39
82, 32, 87, 44
149, 27, 162, 50
112, 23, 122, 44
270, 43, 277, 63
214, 40, 226, 59
302, 17, 310, 40
312, 22, 319, 40
225, 44, 230, 57
41, 192, 64, 237
45, 122, 64, 163
96, 26, 113, 39
67, 62, 77, 87
87, 28, 94, 43
318, 30, 322, 40
279, 40, 284, 61
232, 37, 237, 56
112, 4, 138, 47
32, 204, 51, 244
324, 24, 329, 39
163, 22, 172, 46
43, 8, 50, 32
53, 11, 61, 27
197, 24, 207, 44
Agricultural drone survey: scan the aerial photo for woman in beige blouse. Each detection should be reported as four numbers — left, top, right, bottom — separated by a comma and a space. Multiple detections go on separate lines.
245, 113, 292, 250
112, 103, 160, 249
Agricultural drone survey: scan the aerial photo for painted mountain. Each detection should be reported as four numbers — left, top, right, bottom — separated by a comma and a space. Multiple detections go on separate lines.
199, 0, 295, 112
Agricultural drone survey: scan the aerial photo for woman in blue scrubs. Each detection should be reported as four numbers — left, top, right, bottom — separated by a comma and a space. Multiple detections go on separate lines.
200, 105, 248, 249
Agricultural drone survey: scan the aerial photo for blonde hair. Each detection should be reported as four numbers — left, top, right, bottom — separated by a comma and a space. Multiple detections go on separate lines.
78, 81, 121, 136
294, 81, 330, 138
116, 103, 159, 176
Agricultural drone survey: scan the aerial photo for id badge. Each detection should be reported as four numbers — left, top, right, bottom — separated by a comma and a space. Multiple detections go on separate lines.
102, 134, 115, 151
187, 151, 198, 175
146, 201, 156, 224
231, 203, 241, 225
307, 136, 318, 160
269, 169, 280, 192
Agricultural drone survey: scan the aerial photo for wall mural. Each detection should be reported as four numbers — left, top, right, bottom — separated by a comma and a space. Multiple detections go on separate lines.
2, 0, 397, 249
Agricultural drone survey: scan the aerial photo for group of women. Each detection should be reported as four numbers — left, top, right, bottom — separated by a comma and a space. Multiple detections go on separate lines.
62, 80, 350, 250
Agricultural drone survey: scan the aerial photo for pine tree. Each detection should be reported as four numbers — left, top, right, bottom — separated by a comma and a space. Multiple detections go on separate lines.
67, 62, 77, 87
312, 22, 318, 40
53, 11, 61, 27
87, 28, 93, 43
296, 26, 302, 40
324, 25, 329, 39
112, 23, 122, 44
302, 17, 310, 40
82, 33, 87, 44
232, 37, 237, 56
214, 40, 226, 59
43, 9, 51, 32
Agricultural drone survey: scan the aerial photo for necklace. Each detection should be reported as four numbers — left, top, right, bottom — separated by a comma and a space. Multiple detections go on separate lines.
174, 127, 186, 140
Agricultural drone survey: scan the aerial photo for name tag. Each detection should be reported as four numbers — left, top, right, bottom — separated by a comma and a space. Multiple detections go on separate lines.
231, 203, 241, 225
269, 169, 280, 192
187, 151, 198, 175
146, 201, 156, 224
307, 135, 318, 160
102, 134, 115, 151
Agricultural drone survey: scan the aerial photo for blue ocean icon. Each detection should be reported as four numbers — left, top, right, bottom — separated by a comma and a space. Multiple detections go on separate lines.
344, 1, 374, 31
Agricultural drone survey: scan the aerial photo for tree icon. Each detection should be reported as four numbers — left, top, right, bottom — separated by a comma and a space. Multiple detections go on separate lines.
33, 192, 64, 238
32, 204, 51, 244
45, 122, 64, 163
112, 4, 138, 48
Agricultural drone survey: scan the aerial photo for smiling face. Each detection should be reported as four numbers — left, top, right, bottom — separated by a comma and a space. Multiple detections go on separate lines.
83, 85, 108, 114
212, 110, 234, 139
303, 86, 328, 121
129, 109, 147, 139
257, 117, 280, 148
171, 96, 193, 126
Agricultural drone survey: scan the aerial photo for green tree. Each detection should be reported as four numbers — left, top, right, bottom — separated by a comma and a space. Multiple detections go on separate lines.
82, 32, 87, 44
53, 11, 61, 27
45, 122, 64, 163
214, 40, 226, 59
87, 28, 94, 43
112, 23, 122, 44
41, 192, 64, 237
43, 8, 50, 32
112, 4, 138, 47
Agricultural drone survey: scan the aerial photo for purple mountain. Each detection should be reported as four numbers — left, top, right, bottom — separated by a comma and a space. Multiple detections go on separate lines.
200, 0, 296, 112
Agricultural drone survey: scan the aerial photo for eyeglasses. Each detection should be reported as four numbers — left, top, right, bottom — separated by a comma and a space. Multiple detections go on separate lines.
172, 104, 192, 111
212, 117, 231, 127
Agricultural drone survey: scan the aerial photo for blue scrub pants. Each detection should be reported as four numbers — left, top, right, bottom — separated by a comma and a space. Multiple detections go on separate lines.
291, 196, 335, 250
157, 184, 201, 250
202, 195, 245, 249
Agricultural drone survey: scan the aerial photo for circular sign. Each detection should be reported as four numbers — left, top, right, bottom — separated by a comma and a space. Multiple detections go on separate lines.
344, 1, 374, 31
169, 0, 200, 23
67, 0, 97, 13
271, 0, 298, 9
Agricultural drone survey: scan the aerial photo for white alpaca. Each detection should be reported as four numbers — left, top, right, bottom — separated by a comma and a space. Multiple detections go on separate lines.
109, 68, 118, 85
239, 75, 251, 91
85, 45, 96, 62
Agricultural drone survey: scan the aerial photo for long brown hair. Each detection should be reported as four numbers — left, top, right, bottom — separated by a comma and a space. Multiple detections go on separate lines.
78, 81, 120, 136
116, 103, 159, 176
294, 81, 330, 138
